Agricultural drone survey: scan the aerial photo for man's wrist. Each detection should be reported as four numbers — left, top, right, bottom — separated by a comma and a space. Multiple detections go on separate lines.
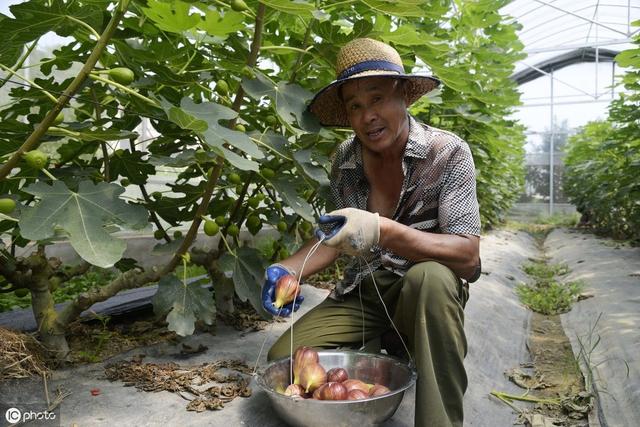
378, 216, 395, 248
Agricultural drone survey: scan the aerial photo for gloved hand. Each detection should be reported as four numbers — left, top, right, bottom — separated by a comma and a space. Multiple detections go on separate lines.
315, 208, 380, 256
262, 263, 304, 317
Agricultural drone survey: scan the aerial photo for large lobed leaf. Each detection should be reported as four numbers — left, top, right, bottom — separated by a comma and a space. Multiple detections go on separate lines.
152, 275, 215, 336
19, 181, 148, 268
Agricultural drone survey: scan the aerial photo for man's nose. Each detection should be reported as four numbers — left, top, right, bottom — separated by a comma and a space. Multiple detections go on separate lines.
362, 106, 378, 123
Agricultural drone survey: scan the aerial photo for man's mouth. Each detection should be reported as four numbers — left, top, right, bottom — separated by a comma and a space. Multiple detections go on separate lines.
366, 127, 385, 138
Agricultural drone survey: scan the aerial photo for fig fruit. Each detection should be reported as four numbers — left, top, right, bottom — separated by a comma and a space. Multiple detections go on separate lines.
215, 215, 227, 226
299, 362, 326, 393
227, 223, 240, 237
0, 198, 16, 214
23, 150, 48, 170
216, 79, 229, 96
204, 220, 219, 236
108, 67, 135, 85
277, 221, 287, 232
326, 367, 348, 383
293, 346, 319, 385
342, 379, 371, 394
284, 383, 305, 397
228, 172, 242, 184
14, 288, 29, 298
230, 0, 249, 12
234, 124, 246, 132
260, 167, 275, 179
274, 274, 300, 308
369, 384, 391, 397
314, 382, 347, 401
153, 229, 165, 240
120, 178, 130, 187
347, 389, 369, 400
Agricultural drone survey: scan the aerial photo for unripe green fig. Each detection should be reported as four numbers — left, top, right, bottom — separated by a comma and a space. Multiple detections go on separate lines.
277, 221, 287, 232
53, 111, 64, 125
154, 229, 165, 240
173, 230, 183, 239
120, 178, 130, 187
230, 0, 249, 12
247, 196, 260, 208
234, 124, 246, 132
204, 220, 219, 236
216, 79, 229, 96
260, 167, 275, 179
215, 215, 227, 226
228, 173, 242, 184
23, 150, 48, 170
108, 67, 135, 85
0, 198, 16, 214
14, 288, 29, 298
265, 115, 277, 125
227, 223, 240, 237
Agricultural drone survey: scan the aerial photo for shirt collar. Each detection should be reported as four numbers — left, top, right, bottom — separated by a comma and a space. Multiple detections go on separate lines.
338, 115, 430, 170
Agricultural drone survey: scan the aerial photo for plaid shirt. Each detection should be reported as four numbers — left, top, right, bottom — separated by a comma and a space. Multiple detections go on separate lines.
329, 115, 481, 298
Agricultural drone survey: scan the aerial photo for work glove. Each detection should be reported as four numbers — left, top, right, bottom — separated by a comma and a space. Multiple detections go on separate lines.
261, 263, 304, 317
315, 208, 380, 256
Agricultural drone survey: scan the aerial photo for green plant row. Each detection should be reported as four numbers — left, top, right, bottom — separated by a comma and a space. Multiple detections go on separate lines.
563, 20, 640, 241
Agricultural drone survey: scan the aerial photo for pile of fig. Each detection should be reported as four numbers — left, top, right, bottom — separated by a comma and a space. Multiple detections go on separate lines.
278, 346, 391, 401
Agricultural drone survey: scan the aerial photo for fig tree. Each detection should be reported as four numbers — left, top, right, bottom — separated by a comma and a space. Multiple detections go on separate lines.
14, 288, 29, 298
53, 111, 64, 125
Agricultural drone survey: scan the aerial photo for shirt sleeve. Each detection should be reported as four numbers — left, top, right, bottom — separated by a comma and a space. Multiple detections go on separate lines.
329, 145, 348, 211
438, 141, 481, 236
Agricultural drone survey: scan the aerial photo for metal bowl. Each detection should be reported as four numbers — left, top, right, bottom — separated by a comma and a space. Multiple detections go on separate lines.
256, 350, 417, 427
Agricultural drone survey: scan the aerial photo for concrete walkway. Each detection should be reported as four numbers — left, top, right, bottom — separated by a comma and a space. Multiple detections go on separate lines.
1, 230, 540, 426
546, 229, 640, 427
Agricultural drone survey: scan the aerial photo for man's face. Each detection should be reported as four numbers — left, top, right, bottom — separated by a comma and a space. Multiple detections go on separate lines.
341, 77, 409, 155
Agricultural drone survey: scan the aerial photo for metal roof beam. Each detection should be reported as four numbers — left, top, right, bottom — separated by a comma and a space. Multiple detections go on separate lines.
532, 0, 630, 36
525, 37, 633, 53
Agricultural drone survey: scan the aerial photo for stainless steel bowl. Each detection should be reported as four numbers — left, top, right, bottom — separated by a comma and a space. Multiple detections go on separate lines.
256, 350, 417, 427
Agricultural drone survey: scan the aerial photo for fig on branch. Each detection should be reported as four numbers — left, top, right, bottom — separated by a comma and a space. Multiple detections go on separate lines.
173, 230, 183, 239
228, 173, 242, 184
230, 0, 249, 12
14, 288, 29, 298
204, 220, 219, 236
299, 362, 326, 393
326, 367, 349, 383
0, 198, 16, 214
215, 215, 227, 226
293, 346, 318, 384
234, 124, 246, 132
265, 115, 278, 126
216, 79, 229, 96
23, 150, 48, 170
246, 215, 262, 235
153, 229, 165, 240
247, 196, 260, 208
53, 111, 64, 125
277, 221, 287, 233
108, 67, 135, 85
260, 167, 275, 179
120, 178, 130, 187
274, 274, 300, 308
227, 223, 240, 237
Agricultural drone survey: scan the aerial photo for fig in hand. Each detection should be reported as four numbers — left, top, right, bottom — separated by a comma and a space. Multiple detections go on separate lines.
274, 274, 300, 308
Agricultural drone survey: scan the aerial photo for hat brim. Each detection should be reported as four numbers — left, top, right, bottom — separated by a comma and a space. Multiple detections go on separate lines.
307, 72, 440, 127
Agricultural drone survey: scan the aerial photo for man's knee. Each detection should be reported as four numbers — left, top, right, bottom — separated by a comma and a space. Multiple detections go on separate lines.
403, 261, 459, 306
267, 337, 289, 361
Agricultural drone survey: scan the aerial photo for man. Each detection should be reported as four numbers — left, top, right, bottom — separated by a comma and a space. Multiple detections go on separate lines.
261, 38, 481, 427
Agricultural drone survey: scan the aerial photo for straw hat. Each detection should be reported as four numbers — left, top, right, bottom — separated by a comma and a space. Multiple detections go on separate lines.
308, 38, 440, 127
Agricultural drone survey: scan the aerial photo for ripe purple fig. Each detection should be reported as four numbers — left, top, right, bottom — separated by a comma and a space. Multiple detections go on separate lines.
326, 367, 349, 383
284, 383, 305, 397
314, 381, 348, 400
293, 346, 319, 385
369, 383, 391, 397
299, 362, 326, 393
274, 274, 300, 308
347, 389, 369, 400
342, 379, 371, 394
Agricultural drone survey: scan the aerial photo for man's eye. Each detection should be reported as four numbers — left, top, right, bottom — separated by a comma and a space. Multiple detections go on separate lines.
350, 104, 360, 111
373, 96, 381, 103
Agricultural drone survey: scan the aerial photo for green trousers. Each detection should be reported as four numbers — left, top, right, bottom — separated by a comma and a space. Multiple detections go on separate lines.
268, 261, 469, 427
